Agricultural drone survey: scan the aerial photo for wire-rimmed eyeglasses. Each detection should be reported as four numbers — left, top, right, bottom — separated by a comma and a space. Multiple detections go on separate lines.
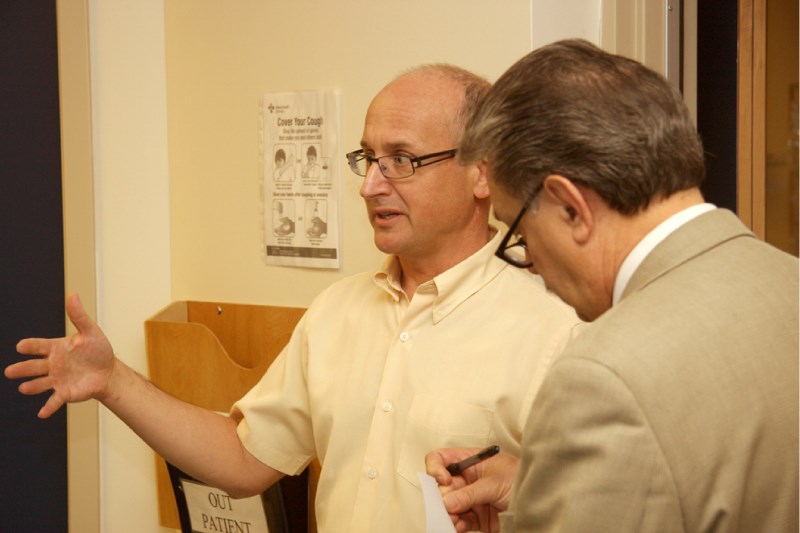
495, 183, 544, 268
346, 148, 457, 180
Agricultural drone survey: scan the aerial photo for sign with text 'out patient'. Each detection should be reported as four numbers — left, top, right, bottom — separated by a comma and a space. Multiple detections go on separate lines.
182, 479, 269, 533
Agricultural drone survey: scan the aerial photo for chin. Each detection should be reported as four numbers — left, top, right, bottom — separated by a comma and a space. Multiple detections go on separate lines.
373, 233, 407, 256
373, 239, 399, 256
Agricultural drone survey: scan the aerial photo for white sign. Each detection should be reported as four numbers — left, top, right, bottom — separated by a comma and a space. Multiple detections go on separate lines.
182, 479, 270, 533
262, 90, 341, 269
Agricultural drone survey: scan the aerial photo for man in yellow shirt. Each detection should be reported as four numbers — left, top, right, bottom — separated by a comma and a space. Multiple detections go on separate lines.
6, 64, 581, 532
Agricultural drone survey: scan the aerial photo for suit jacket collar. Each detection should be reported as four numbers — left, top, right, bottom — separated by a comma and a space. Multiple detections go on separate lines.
621, 209, 754, 301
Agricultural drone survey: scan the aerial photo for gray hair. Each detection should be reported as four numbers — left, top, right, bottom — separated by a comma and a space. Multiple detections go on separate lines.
460, 39, 705, 214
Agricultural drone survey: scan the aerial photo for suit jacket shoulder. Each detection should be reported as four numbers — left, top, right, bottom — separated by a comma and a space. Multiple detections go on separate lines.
510, 209, 799, 533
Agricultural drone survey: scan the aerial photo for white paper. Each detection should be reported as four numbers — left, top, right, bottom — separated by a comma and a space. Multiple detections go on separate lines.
418, 472, 457, 533
262, 90, 341, 269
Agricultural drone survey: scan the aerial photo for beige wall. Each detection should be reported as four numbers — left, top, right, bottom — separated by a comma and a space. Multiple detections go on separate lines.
165, 1, 534, 307
62, 1, 603, 531
601, 0, 668, 76
87, 2, 173, 532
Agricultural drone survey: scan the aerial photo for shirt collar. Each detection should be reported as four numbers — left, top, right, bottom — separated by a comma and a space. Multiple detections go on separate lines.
373, 228, 506, 322
374, 255, 405, 302
612, 203, 715, 305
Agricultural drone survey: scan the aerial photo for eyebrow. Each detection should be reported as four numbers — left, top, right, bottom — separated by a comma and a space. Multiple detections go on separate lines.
360, 139, 418, 154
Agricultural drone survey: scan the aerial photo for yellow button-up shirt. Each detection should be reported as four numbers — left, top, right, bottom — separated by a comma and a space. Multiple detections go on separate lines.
232, 230, 581, 532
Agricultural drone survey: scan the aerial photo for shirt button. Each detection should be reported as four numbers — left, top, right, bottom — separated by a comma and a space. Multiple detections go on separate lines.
399, 332, 410, 342
368, 469, 378, 479
382, 401, 393, 412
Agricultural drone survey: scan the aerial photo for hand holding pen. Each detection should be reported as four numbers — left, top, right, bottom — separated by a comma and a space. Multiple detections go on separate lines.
446, 445, 500, 475
425, 445, 518, 533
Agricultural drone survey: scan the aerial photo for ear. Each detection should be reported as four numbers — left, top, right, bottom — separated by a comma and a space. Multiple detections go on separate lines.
471, 160, 491, 200
542, 175, 594, 244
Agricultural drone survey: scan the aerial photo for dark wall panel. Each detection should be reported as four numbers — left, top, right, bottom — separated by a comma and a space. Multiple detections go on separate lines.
1, 1, 68, 531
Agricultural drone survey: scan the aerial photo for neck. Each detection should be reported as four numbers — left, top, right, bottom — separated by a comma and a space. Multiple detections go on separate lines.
618, 188, 706, 252
588, 188, 706, 319
398, 226, 494, 297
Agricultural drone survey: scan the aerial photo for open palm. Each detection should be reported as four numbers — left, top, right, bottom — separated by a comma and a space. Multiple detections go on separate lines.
5, 293, 116, 418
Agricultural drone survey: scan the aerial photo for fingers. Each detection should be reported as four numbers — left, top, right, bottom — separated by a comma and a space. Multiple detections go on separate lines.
5, 357, 49, 379
425, 447, 484, 486
443, 453, 517, 517
443, 482, 487, 514
15, 293, 92, 355
425, 449, 454, 486
39, 392, 65, 419
5, 361, 62, 419
16, 337, 54, 357
6, 293, 95, 421
17, 375, 54, 396
455, 514, 480, 533
65, 293, 95, 335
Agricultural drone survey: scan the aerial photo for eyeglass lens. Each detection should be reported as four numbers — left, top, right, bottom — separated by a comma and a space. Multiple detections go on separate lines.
503, 241, 530, 266
353, 154, 413, 179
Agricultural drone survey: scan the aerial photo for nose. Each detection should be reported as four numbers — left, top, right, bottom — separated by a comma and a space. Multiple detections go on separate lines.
359, 160, 392, 199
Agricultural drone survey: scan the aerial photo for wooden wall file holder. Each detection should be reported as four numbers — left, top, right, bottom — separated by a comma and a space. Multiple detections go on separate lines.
144, 300, 308, 530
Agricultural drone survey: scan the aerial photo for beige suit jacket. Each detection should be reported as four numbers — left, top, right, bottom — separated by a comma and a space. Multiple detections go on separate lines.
502, 209, 798, 532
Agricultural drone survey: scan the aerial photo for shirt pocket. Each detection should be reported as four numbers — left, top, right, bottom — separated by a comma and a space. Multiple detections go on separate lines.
397, 391, 494, 488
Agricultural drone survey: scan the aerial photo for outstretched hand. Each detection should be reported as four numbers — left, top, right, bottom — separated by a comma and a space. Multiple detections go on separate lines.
5, 293, 116, 418
425, 447, 518, 533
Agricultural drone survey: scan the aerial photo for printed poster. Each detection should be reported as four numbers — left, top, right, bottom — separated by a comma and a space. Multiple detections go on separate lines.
262, 90, 341, 268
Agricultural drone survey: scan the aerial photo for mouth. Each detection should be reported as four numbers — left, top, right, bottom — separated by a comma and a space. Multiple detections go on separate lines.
372, 207, 403, 224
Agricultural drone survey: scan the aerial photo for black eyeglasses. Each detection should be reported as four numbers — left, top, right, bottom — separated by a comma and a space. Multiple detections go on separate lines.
495, 183, 544, 268
346, 148, 457, 180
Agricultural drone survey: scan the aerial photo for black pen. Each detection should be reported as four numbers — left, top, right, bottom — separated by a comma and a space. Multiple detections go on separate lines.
445, 445, 500, 476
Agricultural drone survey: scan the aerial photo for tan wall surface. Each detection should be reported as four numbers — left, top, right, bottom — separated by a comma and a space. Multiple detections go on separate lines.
164, 0, 537, 308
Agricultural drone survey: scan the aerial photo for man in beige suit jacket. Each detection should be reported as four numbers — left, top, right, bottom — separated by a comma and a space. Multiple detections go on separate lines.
426, 40, 798, 532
